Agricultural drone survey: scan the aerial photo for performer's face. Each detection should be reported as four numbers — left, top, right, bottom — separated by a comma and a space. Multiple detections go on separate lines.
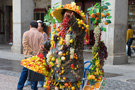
65, 10, 73, 14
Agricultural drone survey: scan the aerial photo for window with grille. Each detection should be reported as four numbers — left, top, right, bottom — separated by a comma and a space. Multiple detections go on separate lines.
34, 8, 47, 22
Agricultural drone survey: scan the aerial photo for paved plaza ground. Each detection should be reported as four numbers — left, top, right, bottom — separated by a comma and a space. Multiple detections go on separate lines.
0, 44, 135, 90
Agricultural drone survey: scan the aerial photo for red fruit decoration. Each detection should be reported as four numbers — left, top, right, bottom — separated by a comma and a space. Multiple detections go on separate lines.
46, 86, 50, 90
59, 17, 70, 38
37, 53, 44, 59
102, 70, 104, 73
71, 64, 74, 69
48, 65, 51, 68
32, 60, 35, 62
64, 83, 69, 87
48, 80, 51, 84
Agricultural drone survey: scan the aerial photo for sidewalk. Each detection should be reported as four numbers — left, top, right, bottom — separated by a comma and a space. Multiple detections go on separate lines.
0, 71, 44, 90
104, 56, 135, 90
0, 44, 24, 61
0, 44, 135, 90
0, 63, 135, 90
0, 44, 92, 61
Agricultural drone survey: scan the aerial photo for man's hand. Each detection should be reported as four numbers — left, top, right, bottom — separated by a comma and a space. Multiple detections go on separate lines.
64, 12, 74, 19
32, 51, 37, 56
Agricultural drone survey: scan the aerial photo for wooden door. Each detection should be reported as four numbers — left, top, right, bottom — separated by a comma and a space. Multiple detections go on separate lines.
8, 6, 13, 42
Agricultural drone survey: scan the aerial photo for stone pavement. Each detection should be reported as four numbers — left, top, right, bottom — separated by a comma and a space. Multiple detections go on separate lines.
0, 44, 24, 61
104, 56, 135, 90
0, 44, 135, 90
0, 70, 45, 90
0, 68, 135, 90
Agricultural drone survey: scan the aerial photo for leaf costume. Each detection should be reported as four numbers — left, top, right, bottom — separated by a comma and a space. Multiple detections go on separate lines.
45, 2, 89, 89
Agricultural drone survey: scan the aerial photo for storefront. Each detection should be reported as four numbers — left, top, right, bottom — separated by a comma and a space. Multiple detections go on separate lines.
128, 0, 135, 30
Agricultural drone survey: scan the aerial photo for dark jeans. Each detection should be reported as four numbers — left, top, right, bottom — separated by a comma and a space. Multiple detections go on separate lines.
127, 38, 133, 56
17, 59, 38, 90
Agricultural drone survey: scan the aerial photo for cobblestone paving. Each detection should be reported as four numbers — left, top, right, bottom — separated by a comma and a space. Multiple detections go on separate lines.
0, 72, 45, 90
104, 79, 135, 90
0, 69, 135, 90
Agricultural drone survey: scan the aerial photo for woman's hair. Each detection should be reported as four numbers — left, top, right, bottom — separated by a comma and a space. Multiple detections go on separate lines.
128, 24, 132, 29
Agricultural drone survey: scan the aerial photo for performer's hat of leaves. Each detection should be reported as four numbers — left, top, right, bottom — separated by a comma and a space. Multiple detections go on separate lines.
52, 2, 86, 22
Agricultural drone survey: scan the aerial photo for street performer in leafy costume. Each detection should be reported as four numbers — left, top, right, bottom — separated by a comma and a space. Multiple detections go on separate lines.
21, 1, 111, 90
44, 2, 89, 90
21, 2, 89, 90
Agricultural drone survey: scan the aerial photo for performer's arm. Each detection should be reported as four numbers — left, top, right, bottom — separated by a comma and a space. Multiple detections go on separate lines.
68, 15, 86, 37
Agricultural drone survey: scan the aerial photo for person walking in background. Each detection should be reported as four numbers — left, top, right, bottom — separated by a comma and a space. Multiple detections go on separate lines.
126, 24, 134, 58
17, 21, 43, 90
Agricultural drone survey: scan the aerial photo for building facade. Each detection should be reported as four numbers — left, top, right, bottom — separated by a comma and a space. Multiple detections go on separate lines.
0, 0, 51, 45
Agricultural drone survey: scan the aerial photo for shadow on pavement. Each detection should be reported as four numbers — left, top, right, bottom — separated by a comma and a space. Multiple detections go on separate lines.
0, 58, 22, 72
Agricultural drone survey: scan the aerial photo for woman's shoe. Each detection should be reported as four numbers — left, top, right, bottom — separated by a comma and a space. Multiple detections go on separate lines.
24, 81, 32, 87
37, 84, 43, 88
37, 81, 44, 88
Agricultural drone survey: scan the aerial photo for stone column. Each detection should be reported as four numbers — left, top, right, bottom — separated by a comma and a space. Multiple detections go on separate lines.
11, 0, 34, 54
102, 0, 128, 65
